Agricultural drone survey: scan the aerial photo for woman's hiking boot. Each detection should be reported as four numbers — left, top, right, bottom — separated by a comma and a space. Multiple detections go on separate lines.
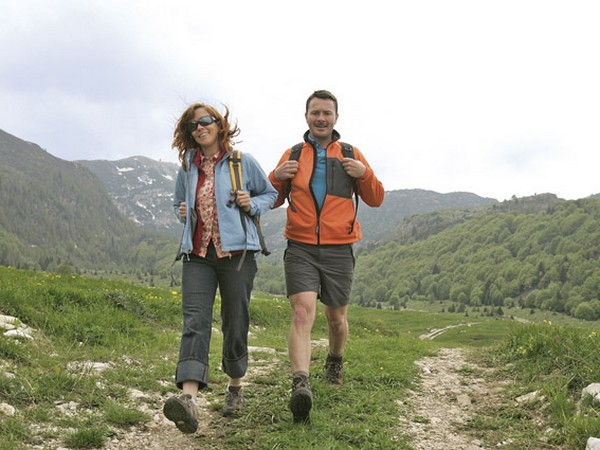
289, 372, 312, 423
163, 394, 198, 434
222, 385, 244, 417
324, 353, 344, 385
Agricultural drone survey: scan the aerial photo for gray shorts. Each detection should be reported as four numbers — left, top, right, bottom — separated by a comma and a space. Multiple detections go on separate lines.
284, 240, 355, 307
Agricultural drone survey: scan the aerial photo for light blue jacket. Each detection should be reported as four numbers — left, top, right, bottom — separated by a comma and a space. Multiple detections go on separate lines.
173, 148, 277, 258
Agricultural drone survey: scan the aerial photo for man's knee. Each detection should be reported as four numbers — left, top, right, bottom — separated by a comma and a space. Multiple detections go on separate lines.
290, 297, 316, 327
291, 306, 313, 325
326, 314, 347, 334
290, 293, 317, 325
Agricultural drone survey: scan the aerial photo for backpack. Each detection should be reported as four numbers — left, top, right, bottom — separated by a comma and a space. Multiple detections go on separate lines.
286, 142, 359, 233
173, 150, 270, 274
227, 150, 271, 263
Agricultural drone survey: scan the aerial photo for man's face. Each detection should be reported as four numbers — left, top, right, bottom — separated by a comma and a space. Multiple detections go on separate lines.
305, 98, 338, 144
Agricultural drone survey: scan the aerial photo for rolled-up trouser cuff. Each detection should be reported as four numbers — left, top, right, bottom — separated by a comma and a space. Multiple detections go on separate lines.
176, 358, 209, 389
222, 352, 248, 380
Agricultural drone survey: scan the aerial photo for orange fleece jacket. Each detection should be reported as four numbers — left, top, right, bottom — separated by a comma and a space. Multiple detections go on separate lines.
269, 140, 384, 245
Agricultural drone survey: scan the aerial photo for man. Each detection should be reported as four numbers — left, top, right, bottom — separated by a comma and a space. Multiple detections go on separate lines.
269, 90, 385, 423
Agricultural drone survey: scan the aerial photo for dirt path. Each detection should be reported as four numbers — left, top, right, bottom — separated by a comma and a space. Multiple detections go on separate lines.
103, 345, 503, 450
101, 335, 504, 450
103, 346, 282, 450
398, 346, 506, 450
13, 314, 505, 450
418, 323, 480, 340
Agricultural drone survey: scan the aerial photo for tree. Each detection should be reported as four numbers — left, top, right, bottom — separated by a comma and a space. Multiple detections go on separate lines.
488, 284, 504, 306
56, 262, 75, 275
470, 285, 484, 307
573, 302, 597, 321
389, 293, 401, 310
374, 285, 388, 303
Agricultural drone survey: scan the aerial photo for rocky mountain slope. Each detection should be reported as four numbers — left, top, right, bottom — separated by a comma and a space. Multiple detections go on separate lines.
76, 156, 180, 235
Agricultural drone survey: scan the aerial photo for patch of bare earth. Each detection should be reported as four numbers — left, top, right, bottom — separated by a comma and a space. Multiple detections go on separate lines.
105, 334, 507, 449
103, 340, 329, 449
398, 346, 508, 450
103, 345, 283, 450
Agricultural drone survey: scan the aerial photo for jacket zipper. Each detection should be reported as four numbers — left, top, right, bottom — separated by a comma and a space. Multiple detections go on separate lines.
307, 142, 322, 246
330, 160, 336, 193
180, 152, 195, 260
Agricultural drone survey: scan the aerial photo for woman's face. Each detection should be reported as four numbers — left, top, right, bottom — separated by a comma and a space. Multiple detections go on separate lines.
189, 107, 220, 153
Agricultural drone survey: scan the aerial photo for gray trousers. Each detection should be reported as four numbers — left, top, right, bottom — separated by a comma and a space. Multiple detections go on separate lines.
176, 244, 257, 389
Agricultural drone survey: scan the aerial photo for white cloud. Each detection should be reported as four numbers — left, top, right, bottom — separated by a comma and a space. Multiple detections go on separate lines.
1, 0, 599, 200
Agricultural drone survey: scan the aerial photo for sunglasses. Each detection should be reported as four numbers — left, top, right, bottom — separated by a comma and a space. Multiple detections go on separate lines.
186, 115, 218, 133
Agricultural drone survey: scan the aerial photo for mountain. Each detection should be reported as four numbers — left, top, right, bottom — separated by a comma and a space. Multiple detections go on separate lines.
256, 189, 499, 258
255, 190, 499, 294
73, 151, 502, 295
353, 195, 600, 320
78, 155, 500, 253
388, 193, 564, 246
76, 156, 180, 235
2, 129, 501, 296
0, 129, 177, 276
8, 125, 598, 310
356, 189, 498, 247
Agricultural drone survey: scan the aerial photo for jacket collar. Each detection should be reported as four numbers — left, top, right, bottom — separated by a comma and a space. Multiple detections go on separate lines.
303, 129, 341, 146
185, 147, 228, 170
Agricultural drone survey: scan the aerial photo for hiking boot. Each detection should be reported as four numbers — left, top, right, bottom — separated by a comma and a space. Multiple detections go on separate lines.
324, 354, 344, 385
222, 385, 244, 417
289, 372, 312, 423
163, 394, 198, 434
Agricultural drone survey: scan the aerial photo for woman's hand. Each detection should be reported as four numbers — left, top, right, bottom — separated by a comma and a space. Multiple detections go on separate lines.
233, 190, 252, 213
179, 202, 186, 219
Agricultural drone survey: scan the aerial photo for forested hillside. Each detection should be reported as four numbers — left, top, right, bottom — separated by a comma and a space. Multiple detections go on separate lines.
356, 189, 497, 247
0, 129, 177, 280
353, 197, 600, 320
254, 190, 497, 293
3, 126, 600, 316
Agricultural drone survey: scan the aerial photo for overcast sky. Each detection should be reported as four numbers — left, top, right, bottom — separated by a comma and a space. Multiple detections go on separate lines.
1, 0, 599, 201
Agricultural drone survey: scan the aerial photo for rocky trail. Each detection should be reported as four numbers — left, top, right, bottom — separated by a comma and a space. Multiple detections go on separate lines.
102, 345, 282, 450
102, 339, 505, 449
397, 347, 506, 450
3, 316, 514, 450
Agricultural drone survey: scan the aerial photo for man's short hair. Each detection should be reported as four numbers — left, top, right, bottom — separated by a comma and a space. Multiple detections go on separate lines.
306, 90, 338, 114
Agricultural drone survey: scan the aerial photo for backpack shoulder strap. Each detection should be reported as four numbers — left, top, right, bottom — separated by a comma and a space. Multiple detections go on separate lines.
227, 150, 271, 262
340, 142, 354, 159
284, 143, 304, 211
289, 143, 304, 161
339, 142, 359, 233
228, 149, 243, 192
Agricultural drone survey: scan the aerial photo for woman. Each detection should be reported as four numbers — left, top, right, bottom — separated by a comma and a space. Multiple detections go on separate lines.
163, 102, 276, 433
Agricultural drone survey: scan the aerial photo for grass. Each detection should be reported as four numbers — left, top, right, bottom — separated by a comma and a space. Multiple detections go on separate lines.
1, 265, 600, 449
483, 322, 600, 448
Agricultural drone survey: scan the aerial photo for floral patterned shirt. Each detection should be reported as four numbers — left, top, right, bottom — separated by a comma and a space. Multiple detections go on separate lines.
193, 151, 231, 258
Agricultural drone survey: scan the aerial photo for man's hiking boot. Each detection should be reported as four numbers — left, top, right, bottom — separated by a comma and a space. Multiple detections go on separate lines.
222, 385, 244, 417
289, 372, 312, 423
324, 354, 344, 385
163, 394, 198, 434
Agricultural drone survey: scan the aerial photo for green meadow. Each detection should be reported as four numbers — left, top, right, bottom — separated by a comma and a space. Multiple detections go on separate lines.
1, 266, 599, 449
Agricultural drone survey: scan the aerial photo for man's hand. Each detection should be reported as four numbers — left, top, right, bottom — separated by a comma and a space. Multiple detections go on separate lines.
342, 158, 366, 178
274, 160, 299, 181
